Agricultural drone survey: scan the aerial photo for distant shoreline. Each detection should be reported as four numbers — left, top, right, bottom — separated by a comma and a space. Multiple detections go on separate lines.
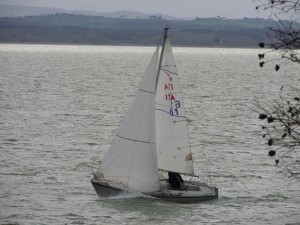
0, 13, 278, 48
0, 41, 262, 49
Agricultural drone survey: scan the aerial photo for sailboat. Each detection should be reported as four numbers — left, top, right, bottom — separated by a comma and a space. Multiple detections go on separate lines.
91, 27, 218, 203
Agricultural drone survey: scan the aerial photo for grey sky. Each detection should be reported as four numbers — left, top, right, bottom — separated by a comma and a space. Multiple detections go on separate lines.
0, 0, 272, 19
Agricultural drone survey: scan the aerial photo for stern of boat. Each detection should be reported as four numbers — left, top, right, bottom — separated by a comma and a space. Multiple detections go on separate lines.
149, 177, 218, 203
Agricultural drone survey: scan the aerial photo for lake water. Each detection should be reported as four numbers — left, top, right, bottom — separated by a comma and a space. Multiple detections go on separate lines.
0, 43, 299, 225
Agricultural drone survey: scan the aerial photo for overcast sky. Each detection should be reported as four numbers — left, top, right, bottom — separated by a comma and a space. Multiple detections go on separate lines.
0, 0, 275, 19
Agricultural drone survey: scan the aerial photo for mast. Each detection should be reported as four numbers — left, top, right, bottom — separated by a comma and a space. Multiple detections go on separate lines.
155, 26, 169, 91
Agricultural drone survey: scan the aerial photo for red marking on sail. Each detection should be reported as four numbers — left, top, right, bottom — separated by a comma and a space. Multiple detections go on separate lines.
170, 94, 175, 101
164, 84, 174, 90
165, 94, 176, 101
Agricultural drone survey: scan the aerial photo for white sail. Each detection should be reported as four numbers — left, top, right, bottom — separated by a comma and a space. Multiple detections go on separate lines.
101, 47, 161, 193
155, 37, 194, 175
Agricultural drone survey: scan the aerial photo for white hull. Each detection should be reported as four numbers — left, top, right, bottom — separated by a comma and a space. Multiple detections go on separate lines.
91, 178, 218, 203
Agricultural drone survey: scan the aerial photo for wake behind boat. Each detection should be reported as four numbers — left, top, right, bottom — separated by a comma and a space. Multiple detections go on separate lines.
91, 27, 218, 203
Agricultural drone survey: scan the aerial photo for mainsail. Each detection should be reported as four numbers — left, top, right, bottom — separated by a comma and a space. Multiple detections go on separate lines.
101, 47, 161, 193
155, 37, 194, 175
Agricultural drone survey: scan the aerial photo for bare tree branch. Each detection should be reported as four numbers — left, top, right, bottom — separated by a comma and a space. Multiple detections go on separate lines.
256, 85, 300, 180
254, 0, 300, 70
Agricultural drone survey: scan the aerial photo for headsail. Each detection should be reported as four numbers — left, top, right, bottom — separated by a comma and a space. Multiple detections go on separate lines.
155, 35, 194, 175
101, 47, 161, 193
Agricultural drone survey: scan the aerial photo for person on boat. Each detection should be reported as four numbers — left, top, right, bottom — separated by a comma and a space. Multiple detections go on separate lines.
168, 171, 184, 190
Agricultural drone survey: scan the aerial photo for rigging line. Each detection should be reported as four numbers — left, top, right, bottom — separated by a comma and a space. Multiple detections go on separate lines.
116, 135, 155, 145
155, 108, 187, 118
138, 88, 155, 94
168, 91, 183, 94
161, 68, 178, 76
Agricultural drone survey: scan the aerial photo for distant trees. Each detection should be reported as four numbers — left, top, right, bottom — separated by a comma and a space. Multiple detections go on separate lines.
0, 14, 274, 47
254, 0, 300, 180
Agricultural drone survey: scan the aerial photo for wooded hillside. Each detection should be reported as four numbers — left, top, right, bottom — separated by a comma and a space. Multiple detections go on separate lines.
0, 13, 279, 47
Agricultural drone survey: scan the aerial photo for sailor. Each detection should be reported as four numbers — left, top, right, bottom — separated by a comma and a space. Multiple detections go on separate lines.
168, 172, 184, 190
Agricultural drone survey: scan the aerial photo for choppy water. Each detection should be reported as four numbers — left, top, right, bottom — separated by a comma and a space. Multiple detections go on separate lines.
0, 43, 299, 225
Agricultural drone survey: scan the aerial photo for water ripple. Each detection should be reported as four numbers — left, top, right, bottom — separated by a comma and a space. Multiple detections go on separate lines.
0, 44, 299, 225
